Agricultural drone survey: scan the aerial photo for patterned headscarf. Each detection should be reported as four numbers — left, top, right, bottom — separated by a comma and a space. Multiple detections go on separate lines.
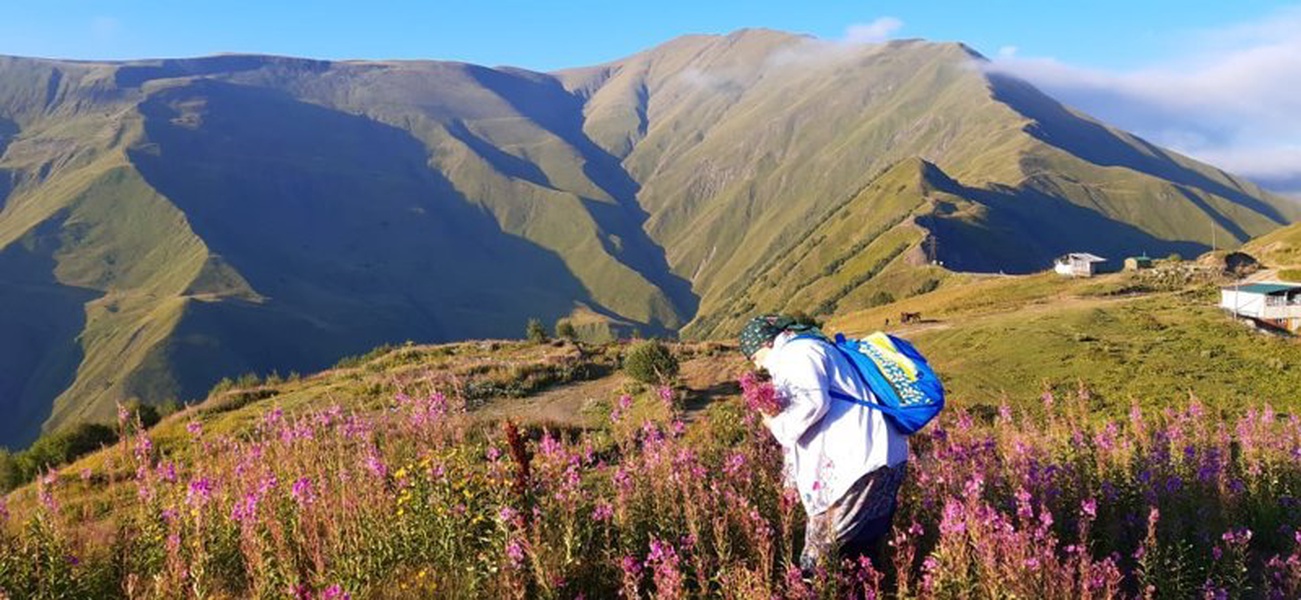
739, 314, 818, 360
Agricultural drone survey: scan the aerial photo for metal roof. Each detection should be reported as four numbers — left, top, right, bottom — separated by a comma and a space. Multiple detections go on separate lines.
1229, 283, 1301, 295
1065, 253, 1107, 262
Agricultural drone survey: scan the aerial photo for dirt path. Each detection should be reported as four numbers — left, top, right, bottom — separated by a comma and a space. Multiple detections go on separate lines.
476, 353, 751, 427
881, 291, 1155, 338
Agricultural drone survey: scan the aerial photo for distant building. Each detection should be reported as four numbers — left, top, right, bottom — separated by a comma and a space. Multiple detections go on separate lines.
1220, 282, 1301, 333
1124, 255, 1153, 271
1054, 253, 1109, 277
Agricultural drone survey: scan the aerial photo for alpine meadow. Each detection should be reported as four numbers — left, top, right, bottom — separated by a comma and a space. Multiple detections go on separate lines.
3, 22, 1301, 600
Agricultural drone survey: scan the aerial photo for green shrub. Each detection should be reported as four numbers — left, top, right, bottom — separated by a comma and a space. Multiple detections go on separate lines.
0, 450, 18, 492
123, 399, 161, 429
555, 320, 577, 340
1280, 269, 1301, 283
912, 278, 941, 296
868, 291, 896, 307
526, 318, 548, 343
623, 340, 679, 385
13, 422, 118, 484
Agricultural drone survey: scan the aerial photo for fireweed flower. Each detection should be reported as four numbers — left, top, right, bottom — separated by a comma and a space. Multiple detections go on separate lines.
592, 501, 614, 522
291, 477, 316, 507
187, 477, 214, 507
157, 461, 178, 483
658, 385, 674, 411
231, 492, 260, 523
186, 420, 203, 438
1081, 498, 1098, 520
38, 472, 58, 513
505, 539, 526, 568
740, 371, 783, 414
363, 451, 387, 479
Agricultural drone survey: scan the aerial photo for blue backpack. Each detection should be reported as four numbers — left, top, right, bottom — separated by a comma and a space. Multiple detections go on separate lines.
796, 332, 945, 435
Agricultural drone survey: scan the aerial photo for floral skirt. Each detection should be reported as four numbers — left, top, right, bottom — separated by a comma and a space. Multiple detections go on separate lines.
801, 462, 908, 570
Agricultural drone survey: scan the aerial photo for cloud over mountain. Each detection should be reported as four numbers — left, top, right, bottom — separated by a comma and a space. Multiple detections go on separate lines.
988, 6, 1301, 195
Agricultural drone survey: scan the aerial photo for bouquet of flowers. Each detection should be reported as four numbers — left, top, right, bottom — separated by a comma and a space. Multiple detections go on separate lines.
740, 371, 784, 415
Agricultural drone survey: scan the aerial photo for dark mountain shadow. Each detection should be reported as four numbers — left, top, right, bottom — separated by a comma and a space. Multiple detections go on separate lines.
464, 66, 699, 327
916, 162, 1208, 272
987, 73, 1288, 225
114, 55, 329, 89
0, 214, 102, 449
129, 78, 599, 402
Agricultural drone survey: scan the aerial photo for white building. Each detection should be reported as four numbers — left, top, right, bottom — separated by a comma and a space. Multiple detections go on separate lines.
1054, 253, 1108, 277
1220, 282, 1301, 333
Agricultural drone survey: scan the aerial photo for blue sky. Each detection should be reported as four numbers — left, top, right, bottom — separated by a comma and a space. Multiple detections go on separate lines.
1, 1, 1299, 193
0, 0, 1289, 70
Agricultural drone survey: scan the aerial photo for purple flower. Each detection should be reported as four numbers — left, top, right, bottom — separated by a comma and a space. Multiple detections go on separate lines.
291, 477, 315, 507
231, 492, 260, 523
505, 539, 526, 567
1081, 498, 1097, 520
592, 501, 614, 522
363, 452, 387, 479
186, 477, 214, 507
186, 421, 203, 438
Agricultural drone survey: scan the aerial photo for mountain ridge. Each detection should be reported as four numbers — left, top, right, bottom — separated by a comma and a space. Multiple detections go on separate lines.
0, 31, 1295, 447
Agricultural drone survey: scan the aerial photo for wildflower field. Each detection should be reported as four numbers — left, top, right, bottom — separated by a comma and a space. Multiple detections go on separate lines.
5, 356, 1301, 598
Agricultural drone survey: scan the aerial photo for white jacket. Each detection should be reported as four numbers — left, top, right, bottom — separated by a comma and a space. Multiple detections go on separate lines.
760, 332, 909, 516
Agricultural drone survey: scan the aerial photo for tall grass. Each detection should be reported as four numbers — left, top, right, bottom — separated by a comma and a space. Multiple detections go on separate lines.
4, 382, 1301, 598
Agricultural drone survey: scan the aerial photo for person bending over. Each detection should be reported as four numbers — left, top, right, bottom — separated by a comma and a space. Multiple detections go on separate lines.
739, 314, 909, 570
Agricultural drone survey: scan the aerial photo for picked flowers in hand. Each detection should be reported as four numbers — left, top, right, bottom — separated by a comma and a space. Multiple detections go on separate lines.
740, 371, 784, 415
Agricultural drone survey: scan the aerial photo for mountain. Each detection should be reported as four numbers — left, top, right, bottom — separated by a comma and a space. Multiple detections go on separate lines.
1, 30, 1296, 447
1244, 221, 1301, 268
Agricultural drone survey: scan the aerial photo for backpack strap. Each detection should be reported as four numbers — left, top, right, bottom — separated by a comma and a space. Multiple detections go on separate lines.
790, 333, 908, 419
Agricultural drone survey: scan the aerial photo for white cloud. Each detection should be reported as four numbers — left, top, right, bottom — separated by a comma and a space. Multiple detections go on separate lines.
986, 6, 1301, 195
997, 46, 1018, 58
842, 17, 904, 45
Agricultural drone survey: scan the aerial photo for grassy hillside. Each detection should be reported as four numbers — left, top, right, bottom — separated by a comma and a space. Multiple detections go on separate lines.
4, 272, 1301, 597
1, 31, 1297, 447
1244, 221, 1301, 269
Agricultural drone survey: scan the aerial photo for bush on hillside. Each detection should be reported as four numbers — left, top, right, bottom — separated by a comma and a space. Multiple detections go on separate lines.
867, 291, 896, 307
526, 317, 548, 343
912, 278, 941, 296
555, 319, 578, 340
1280, 268, 1301, 283
622, 339, 679, 385
123, 399, 162, 429
6, 422, 118, 488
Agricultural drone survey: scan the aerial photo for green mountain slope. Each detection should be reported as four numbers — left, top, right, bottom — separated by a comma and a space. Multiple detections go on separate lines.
0, 31, 1296, 447
1244, 222, 1301, 268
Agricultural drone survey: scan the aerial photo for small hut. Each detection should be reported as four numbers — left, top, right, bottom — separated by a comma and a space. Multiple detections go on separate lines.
1124, 255, 1154, 271
1054, 253, 1109, 277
